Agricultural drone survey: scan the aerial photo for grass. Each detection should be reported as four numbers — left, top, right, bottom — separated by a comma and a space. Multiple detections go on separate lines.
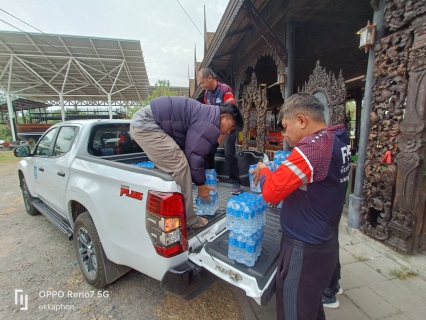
389, 267, 418, 280
376, 268, 382, 274
354, 255, 368, 262
0, 150, 19, 164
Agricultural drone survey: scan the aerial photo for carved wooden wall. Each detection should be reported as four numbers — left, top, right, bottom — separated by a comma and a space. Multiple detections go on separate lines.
240, 72, 268, 153
298, 60, 347, 125
360, 0, 426, 254
256, 85, 268, 153
241, 72, 259, 150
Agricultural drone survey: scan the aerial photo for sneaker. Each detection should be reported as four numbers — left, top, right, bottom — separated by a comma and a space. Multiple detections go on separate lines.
336, 283, 343, 295
231, 182, 242, 195
322, 294, 340, 308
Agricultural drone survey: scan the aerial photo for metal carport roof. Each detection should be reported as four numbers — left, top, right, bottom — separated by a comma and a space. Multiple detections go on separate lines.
0, 30, 150, 139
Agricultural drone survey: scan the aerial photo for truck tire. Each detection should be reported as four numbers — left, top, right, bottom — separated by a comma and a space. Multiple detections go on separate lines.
21, 177, 39, 216
73, 212, 107, 288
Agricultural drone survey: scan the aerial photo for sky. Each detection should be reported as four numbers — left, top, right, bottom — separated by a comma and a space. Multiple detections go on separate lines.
0, 0, 228, 87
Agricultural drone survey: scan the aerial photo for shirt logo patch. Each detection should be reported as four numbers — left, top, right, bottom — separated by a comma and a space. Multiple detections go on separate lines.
216, 98, 221, 104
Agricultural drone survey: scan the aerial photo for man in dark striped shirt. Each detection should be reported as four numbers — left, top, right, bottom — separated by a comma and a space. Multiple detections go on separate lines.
198, 68, 242, 194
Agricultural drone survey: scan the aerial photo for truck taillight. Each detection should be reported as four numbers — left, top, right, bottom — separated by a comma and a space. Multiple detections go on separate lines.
146, 191, 188, 258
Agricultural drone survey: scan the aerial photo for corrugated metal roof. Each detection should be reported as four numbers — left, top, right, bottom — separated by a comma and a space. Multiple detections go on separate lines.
0, 30, 150, 104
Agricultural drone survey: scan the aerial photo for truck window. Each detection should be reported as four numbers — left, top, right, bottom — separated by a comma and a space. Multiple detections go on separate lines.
34, 127, 58, 157
53, 126, 78, 157
88, 123, 143, 156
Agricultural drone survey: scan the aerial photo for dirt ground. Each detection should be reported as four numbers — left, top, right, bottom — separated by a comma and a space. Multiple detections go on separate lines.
0, 151, 244, 320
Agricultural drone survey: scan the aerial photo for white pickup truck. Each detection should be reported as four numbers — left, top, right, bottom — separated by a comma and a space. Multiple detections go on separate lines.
14, 119, 281, 305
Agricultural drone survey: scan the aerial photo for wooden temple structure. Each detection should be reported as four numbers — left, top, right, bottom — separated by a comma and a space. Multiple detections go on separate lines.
190, 0, 426, 255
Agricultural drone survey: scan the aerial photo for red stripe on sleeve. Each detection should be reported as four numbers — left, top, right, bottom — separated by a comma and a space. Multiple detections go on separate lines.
260, 150, 313, 203
223, 92, 235, 104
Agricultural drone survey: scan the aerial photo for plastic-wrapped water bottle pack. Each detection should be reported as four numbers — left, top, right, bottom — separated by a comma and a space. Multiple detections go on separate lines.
196, 169, 219, 216
226, 192, 267, 267
248, 150, 292, 193
132, 161, 154, 168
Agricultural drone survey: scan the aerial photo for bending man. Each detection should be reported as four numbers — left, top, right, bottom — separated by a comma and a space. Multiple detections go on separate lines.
131, 96, 243, 229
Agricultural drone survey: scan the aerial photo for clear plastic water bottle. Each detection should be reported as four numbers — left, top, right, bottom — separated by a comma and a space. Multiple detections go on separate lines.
253, 233, 260, 259
195, 198, 201, 215
236, 235, 246, 264
226, 198, 234, 230
242, 201, 253, 237
228, 231, 237, 260
233, 200, 243, 234
245, 238, 256, 267
202, 169, 218, 216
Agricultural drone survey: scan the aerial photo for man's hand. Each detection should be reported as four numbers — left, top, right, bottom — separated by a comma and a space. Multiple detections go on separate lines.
252, 162, 267, 186
217, 134, 225, 144
198, 184, 216, 203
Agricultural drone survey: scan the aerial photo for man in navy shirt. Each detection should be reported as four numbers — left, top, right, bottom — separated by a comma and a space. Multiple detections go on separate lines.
253, 93, 350, 320
198, 68, 242, 194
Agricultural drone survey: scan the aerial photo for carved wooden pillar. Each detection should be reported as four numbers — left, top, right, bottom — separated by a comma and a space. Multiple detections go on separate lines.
389, 20, 426, 253
256, 85, 268, 153
241, 72, 259, 150
360, 0, 426, 254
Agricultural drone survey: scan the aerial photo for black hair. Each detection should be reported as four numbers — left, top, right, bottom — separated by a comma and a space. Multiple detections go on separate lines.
278, 93, 325, 124
220, 102, 244, 130
199, 68, 216, 79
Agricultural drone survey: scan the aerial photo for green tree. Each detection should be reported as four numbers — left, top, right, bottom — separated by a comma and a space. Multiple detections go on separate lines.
125, 79, 178, 119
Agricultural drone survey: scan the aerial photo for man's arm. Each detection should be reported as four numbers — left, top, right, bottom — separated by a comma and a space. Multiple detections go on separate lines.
222, 84, 236, 104
259, 147, 313, 203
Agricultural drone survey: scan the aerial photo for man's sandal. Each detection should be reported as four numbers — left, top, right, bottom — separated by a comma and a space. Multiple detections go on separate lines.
189, 217, 208, 229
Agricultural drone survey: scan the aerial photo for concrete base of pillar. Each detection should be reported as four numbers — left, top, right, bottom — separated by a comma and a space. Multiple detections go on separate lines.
348, 193, 362, 229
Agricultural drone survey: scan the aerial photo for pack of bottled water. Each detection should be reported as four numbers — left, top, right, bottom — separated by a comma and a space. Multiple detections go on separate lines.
274, 150, 291, 165
196, 169, 219, 216
248, 165, 262, 193
132, 161, 154, 168
226, 192, 267, 267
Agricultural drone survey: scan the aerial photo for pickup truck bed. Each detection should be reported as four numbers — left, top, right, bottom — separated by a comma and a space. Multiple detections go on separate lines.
100, 150, 282, 292
189, 182, 281, 297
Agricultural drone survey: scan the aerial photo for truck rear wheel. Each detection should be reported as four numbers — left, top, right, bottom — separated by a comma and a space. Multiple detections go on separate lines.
21, 177, 39, 216
73, 212, 107, 288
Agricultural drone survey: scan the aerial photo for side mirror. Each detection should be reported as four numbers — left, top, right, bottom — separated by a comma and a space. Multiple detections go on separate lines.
14, 146, 31, 157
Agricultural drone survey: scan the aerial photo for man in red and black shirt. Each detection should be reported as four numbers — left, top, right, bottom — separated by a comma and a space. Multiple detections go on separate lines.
198, 68, 242, 194
253, 93, 350, 320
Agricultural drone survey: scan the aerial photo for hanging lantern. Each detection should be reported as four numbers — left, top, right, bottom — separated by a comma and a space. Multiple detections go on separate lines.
359, 21, 377, 53
277, 72, 286, 85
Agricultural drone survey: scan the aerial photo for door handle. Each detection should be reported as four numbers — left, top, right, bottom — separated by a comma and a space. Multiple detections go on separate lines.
38, 167, 44, 172
57, 172, 65, 177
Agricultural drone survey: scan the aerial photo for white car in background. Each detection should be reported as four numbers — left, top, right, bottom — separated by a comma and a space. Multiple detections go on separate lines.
0, 139, 5, 146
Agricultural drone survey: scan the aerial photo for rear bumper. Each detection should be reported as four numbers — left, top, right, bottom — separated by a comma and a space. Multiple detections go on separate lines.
160, 260, 217, 300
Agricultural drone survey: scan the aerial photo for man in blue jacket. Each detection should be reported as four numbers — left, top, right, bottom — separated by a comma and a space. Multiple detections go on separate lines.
130, 96, 243, 229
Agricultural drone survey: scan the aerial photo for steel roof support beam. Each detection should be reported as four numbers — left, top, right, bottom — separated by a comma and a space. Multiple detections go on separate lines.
59, 94, 65, 122
108, 93, 112, 120
61, 59, 72, 94
6, 57, 17, 141
109, 61, 125, 94
14, 56, 60, 94
73, 59, 108, 95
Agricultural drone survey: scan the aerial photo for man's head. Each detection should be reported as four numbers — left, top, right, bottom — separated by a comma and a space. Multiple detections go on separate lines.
198, 68, 217, 91
278, 93, 327, 147
219, 102, 244, 135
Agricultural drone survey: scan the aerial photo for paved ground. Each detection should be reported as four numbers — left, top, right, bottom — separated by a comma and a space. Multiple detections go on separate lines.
241, 218, 426, 320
